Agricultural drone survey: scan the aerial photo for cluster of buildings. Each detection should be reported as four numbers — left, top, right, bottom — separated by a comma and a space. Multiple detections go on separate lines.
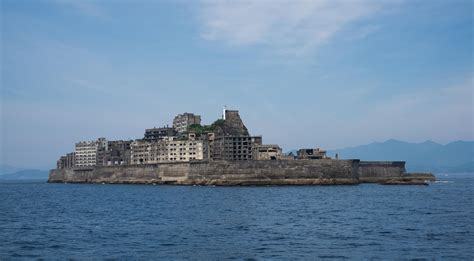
56, 109, 328, 169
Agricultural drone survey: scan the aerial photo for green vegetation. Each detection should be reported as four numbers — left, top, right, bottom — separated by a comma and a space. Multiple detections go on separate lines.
188, 119, 225, 134
212, 119, 225, 127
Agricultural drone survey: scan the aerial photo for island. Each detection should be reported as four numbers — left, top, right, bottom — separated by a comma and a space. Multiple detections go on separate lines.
49, 108, 435, 185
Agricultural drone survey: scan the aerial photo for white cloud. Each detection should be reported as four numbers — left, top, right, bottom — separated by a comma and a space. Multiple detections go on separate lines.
199, 0, 382, 56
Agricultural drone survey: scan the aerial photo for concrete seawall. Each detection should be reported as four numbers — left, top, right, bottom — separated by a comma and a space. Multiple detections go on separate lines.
49, 159, 361, 185
358, 161, 407, 183
48, 159, 435, 186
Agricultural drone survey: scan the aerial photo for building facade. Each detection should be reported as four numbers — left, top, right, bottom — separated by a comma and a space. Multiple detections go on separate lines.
144, 127, 176, 141
75, 141, 99, 167
56, 152, 76, 169
130, 139, 204, 164
75, 138, 107, 167
252, 144, 282, 160
173, 113, 201, 134
297, 148, 328, 160
96, 140, 132, 166
211, 136, 262, 161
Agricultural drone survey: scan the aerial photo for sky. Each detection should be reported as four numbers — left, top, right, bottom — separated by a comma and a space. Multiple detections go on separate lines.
1, 0, 473, 168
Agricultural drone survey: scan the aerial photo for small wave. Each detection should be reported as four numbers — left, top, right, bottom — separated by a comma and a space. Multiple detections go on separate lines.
49, 244, 62, 249
435, 181, 453, 183
318, 255, 349, 259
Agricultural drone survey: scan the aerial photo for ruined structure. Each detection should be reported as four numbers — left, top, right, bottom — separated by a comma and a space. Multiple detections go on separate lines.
74, 139, 105, 167
297, 148, 328, 160
50, 108, 435, 185
173, 113, 201, 134
144, 127, 176, 141
208, 110, 263, 161
252, 144, 283, 160
97, 140, 132, 166
211, 136, 262, 160
130, 139, 205, 164
56, 152, 75, 169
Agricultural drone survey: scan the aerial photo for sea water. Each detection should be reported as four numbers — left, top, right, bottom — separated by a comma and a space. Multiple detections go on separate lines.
1, 174, 473, 259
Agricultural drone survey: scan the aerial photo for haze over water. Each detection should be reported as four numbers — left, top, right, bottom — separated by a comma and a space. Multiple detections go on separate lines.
1, 174, 473, 259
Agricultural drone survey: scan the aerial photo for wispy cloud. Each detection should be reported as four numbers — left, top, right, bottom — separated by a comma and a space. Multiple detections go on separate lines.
199, 0, 384, 56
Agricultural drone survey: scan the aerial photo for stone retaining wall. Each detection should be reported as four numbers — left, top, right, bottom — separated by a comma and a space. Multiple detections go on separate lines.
357, 161, 406, 183
49, 159, 361, 185
49, 159, 429, 185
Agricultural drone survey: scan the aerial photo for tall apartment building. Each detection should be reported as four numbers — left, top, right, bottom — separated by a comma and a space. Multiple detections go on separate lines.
130, 139, 204, 164
173, 113, 201, 134
57, 152, 76, 169
144, 127, 176, 141
211, 136, 262, 161
75, 141, 99, 167
75, 138, 107, 167
96, 140, 132, 166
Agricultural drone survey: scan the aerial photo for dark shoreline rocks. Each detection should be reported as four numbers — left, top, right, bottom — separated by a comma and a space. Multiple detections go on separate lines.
380, 179, 430, 185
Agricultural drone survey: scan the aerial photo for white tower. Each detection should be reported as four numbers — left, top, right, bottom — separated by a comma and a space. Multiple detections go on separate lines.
222, 105, 227, 120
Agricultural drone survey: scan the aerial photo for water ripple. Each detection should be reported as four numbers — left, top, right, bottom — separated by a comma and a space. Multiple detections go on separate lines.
1, 176, 473, 259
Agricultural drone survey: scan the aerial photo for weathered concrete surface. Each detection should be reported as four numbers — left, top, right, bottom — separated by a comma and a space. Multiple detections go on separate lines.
49, 159, 360, 185
358, 161, 406, 183
48, 159, 435, 186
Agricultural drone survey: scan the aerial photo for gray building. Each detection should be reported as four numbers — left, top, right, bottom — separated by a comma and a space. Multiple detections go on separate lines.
144, 127, 176, 141
75, 138, 108, 167
252, 144, 282, 160
211, 136, 262, 161
97, 140, 132, 166
75, 140, 99, 167
56, 152, 75, 169
173, 113, 201, 134
297, 148, 328, 160
130, 138, 204, 164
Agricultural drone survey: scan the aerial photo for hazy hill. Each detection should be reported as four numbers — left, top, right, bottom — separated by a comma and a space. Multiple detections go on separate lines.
325, 140, 474, 173
0, 164, 25, 176
0, 169, 49, 180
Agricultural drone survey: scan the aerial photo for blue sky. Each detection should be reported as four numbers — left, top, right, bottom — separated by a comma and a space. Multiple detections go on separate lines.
1, 0, 473, 168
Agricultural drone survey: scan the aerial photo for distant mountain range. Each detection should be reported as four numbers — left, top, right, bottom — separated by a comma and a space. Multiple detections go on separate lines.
0, 164, 25, 175
324, 140, 473, 173
0, 165, 49, 180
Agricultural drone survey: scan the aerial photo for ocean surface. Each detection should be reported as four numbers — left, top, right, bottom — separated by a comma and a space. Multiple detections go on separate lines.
1, 174, 473, 260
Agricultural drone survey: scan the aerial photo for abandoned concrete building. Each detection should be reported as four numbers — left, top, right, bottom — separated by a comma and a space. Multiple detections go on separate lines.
74, 139, 104, 167
208, 109, 263, 161
173, 113, 201, 134
56, 108, 331, 169
211, 136, 263, 161
97, 140, 132, 166
144, 127, 176, 141
130, 139, 204, 164
252, 144, 282, 160
56, 152, 75, 169
297, 148, 328, 160
73, 138, 132, 167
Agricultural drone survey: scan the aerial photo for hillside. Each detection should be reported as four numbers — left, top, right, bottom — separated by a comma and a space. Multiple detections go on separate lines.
325, 140, 474, 173
0, 169, 49, 180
